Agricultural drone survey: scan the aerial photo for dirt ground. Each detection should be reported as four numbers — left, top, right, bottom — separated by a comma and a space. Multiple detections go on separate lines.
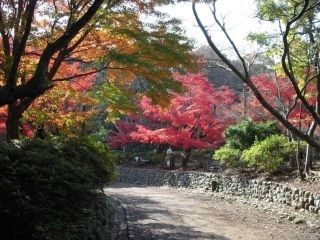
105, 183, 320, 240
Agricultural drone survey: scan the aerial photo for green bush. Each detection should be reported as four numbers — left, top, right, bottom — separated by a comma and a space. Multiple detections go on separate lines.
213, 146, 244, 168
213, 119, 280, 170
224, 119, 280, 150
80, 135, 117, 178
241, 135, 295, 172
0, 138, 115, 240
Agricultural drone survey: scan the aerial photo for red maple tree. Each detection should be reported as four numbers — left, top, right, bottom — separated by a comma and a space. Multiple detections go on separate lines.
232, 74, 315, 129
110, 74, 236, 151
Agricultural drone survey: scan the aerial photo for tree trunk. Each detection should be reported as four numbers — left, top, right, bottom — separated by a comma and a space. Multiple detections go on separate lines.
243, 86, 247, 116
286, 128, 295, 168
305, 144, 313, 176
296, 101, 305, 180
5, 98, 34, 141
81, 122, 87, 136
6, 103, 20, 141
296, 140, 305, 180
181, 149, 191, 170
305, 121, 317, 176
305, 65, 320, 175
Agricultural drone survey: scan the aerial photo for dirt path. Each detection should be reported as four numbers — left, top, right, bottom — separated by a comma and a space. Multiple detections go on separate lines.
104, 183, 319, 240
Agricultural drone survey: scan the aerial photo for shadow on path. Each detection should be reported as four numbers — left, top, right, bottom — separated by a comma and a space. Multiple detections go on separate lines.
105, 184, 230, 240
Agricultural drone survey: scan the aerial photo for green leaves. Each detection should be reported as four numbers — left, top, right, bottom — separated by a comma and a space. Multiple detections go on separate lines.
257, 0, 289, 21
241, 134, 295, 172
224, 119, 280, 151
252, 0, 320, 79
213, 147, 243, 168
214, 119, 282, 171
92, 82, 137, 122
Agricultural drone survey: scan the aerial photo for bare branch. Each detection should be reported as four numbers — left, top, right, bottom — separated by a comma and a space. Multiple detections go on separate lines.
209, 1, 250, 79
0, 0, 104, 106
280, 0, 320, 126
0, 8, 11, 56
52, 61, 111, 82
192, 1, 320, 150
48, 29, 91, 80
7, 0, 37, 88
192, 3, 247, 83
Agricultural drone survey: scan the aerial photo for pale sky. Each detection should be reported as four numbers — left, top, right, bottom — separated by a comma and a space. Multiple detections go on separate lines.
159, 0, 275, 54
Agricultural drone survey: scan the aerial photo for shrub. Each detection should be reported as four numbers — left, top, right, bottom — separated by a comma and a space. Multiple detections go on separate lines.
241, 135, 295, 172
80, 135, 117, 178
0, 138, 115, 240
224, 119, 280, 150
254, 121, 281, 141
213, 146, 243, 168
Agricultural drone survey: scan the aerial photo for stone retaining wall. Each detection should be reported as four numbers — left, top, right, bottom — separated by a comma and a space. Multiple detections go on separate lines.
83, 195, 117, 240
118, 167, 320, 214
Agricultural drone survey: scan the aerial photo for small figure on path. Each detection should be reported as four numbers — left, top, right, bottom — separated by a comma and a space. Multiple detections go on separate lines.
165, 146, 173, 169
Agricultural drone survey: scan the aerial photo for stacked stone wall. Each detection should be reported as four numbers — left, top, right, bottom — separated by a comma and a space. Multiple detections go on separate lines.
118, 167, 320, 214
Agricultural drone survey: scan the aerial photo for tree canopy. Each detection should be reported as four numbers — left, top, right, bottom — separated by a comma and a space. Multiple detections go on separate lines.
110, 74, 236, 150
0, 0, 196, 140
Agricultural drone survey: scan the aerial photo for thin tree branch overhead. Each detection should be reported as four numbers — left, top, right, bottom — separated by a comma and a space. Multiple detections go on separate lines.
192, 1, 320, 150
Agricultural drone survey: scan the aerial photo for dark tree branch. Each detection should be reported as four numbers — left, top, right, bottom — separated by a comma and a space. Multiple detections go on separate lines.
48, 29, 91, 80
192, 3, 247, 83
0, 9, 11, 57
7, 0, 37, 88
209, 2, 250, 79
286, 76, 315, 119
0, 0, 104, 106
30, 0, 104, 87
52, 63, 110, 82
192, 1, 320, 150
280, 0, 320, 126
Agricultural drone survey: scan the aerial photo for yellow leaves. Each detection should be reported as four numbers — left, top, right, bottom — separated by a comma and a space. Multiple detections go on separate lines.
24, 68, 98, 136
107, 66, 136, 84
11, 0, 197, 137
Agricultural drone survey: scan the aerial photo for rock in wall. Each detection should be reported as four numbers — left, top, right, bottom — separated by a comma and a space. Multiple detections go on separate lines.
117, 167, 320, 214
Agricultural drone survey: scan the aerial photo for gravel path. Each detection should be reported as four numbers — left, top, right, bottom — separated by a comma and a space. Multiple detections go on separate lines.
105, 183, 319, 240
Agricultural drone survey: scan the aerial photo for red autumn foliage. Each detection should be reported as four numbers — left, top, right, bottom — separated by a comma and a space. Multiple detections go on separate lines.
0, 106, 34, 138
21, 123, 34, 138
110, 74, 236, 150
0, 107, 6, 136
109, 119, 137, 150
232, 74, 315, 128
